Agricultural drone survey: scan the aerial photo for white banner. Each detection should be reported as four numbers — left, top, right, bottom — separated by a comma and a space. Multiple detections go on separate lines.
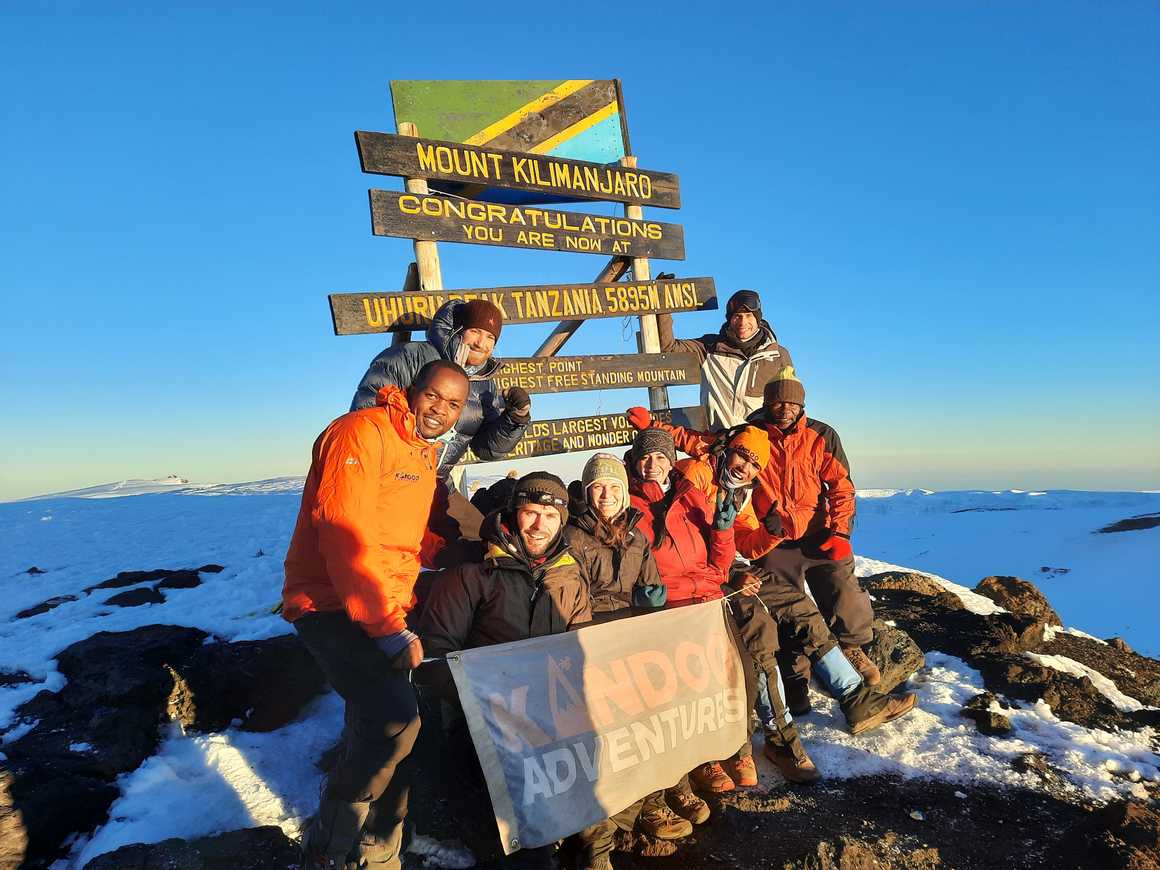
447, 601, 746, 854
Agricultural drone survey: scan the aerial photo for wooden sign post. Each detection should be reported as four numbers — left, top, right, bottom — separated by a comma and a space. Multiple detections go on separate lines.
330, 79, 719, 481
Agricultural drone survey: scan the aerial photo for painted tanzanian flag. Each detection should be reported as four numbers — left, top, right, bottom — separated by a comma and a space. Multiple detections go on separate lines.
390, 80, 631, 205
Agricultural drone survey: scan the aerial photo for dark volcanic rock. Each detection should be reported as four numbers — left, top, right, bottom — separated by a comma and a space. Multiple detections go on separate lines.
84, 569, 173, 593
974, 575, 1062, 625
866, 619, 925, 694
1096, 513, 1160, 534
863, 571, 948, 599
25, 566, 46, 575
16, 595, 79, 619
0, 670, 34, 687
83, 825, 300, 869
1042, 631, 1160, 708
1059, 801, 1160, 869
154, 570, 202, 590
961, 693, 1013, 736
104, 586, 167, 607
975, 654, 1129, 732
171, 635, 326, 733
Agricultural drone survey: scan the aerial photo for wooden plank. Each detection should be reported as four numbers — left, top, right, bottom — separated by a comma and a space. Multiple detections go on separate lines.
492, 353, 699, 395
356, 132, 680, 209
533, 257, 630, 357
460, 407, 707, 465
329, 277, 717, 336
368, 189, 685, 260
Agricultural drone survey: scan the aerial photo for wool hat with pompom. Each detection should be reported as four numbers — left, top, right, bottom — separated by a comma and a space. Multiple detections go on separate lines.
763, 366, 805, 406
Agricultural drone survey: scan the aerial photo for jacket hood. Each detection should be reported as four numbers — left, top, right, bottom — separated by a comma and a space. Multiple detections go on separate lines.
427, 299, 501, 379
629, 473, 693, 504
373, 384, 434, 448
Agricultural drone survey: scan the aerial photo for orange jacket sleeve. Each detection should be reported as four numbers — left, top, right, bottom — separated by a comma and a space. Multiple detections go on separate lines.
819, 438, 856, 537
310, 415, 406, 637
653, 420, 715, 458
734, 501, 782, 560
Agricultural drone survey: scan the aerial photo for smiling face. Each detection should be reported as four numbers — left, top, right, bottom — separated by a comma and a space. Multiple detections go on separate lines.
588, 480, 624, 520
408, 367, 469, 438
516, 503, 562, 556
461, 327, 496, 367
722, 450, 762, 487
636, 451, 673, 484
767, 400, 802, 431
728, 310, 759, 341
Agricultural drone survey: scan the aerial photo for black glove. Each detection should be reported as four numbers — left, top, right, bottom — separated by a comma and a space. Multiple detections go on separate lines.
503, 386, 531, 423
656, 272, 676, 281
762, 502, 784, 537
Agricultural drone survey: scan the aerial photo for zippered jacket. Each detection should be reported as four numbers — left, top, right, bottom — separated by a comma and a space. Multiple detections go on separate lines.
627, 474, 733, 604
419, 511, 591, 659
564, 507, 664, 618
350, 299, 526, 477
659, 313, 793, 428
282, 385, 446, 638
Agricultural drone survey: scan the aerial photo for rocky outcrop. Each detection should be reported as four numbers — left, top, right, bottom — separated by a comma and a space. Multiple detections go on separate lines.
15, 565, 226, 620
960, 692, 1013, 736
83, 825, 300, 869
974, 575, 1062, 625
2, 621, 324, 867
1042, 631, 1160, 709
866, 619, 925, 694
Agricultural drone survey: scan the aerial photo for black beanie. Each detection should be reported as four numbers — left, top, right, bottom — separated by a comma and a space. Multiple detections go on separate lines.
511, 471, 570, 525
726, 289, 762, 318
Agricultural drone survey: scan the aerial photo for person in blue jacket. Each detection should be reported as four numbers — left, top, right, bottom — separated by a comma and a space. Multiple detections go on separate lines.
351, 298, 530, 540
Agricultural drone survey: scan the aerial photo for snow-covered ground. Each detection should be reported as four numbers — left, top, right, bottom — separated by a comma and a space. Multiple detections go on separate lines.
0, 478, 1157, 866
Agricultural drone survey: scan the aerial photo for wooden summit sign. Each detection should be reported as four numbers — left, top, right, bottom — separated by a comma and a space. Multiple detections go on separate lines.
329, 277, 717, 335
493, 353, 698, 395
356, 132, 680, 208
369, 190, 685, 259
461, 407, 706, 465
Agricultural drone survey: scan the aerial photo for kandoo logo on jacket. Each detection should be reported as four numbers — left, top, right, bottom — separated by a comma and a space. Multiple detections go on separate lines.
395, 471, 421, 482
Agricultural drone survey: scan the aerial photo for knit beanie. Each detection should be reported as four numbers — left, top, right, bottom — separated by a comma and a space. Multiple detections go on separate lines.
727, 426, 772, 470
582, 453, 629, 514
763, 366, 806, 406
454, 298, 503, 339
511, 471, 569, 525
629, 427, 677, 469
726, 289, 762, 319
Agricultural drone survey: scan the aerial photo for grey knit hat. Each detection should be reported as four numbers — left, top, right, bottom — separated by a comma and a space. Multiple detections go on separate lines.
628, 427, 677, 469
582, 453, 629, 515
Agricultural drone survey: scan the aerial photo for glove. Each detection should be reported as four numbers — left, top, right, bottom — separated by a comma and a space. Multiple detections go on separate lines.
762, 503, 784, 537
375, 630, 424, 670
503, 386, 531, 423
626, 406, 652, 431
655, 272, 675, 281
633, 583, 667, 608
818, 532, 853, 561
713, 487, 739, 531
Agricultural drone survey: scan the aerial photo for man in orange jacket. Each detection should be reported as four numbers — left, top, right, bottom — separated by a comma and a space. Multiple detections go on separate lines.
282, 359, 470, 870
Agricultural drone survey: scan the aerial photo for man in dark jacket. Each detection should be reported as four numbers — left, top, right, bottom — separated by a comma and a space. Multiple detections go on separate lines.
419, 472, 642, 869
351, 298, 531, 540
657, 288, 793, 429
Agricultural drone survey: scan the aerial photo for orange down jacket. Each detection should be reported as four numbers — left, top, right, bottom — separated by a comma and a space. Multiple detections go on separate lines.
656, 413, 855, 560
282, 385, 445, 638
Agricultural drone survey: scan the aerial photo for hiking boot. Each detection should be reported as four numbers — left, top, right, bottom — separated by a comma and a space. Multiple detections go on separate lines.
842, 645, 882, 687
613, 828, 678, 857
764, 726, 821, 785
637, 802, 693, 840
722, 754, 758, 788
784, 675, 812, 717
842, 686, 918, 735
690, 761, 735, 793
666, 787, 710, 824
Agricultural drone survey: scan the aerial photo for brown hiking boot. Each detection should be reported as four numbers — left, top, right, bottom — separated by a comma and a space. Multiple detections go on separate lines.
613, 829, 678, 857
722, 754, 758, 788
842, 686, 918, 735
843, 645, 882, 686
666, 787, 710, 824
637, 802, 693, 840
764, 726, 821, 785
690, 761, 735, 793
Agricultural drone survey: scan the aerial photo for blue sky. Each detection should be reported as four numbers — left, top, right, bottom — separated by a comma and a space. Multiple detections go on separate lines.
2, 2, 1157, 500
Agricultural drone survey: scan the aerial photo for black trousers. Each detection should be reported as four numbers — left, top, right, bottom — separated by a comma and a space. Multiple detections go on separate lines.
295, 611, 421, 867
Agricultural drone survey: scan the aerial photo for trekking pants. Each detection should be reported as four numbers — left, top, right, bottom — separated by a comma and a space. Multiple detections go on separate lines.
295, 611, 421, 867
